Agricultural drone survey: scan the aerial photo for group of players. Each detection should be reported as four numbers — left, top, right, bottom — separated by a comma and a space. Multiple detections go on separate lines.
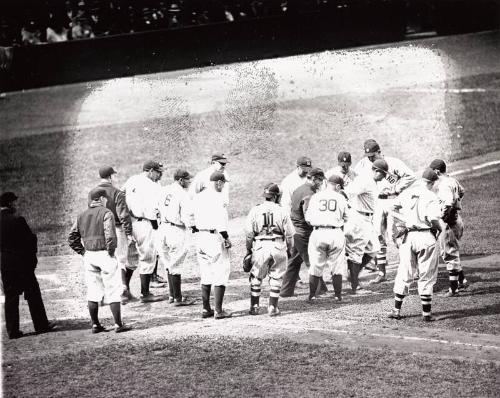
67, 138, 467, 333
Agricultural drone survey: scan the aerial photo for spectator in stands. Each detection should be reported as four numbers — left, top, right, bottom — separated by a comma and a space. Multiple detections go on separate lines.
21, 20, 42, 45
71, 1, 95, 39
46, 12, 70, 43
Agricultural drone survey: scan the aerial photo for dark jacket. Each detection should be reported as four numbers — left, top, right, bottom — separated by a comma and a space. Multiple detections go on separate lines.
290, 183, 316, 234
68, 202, 117, 255
89, 181, 132, 236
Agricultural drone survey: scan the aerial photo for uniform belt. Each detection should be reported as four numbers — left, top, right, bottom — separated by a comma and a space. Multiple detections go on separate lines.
357, 210, 373, 216
198, 229, 216, 234
132, 216, 154, 222
313, 225, 340, 230
408, 228, 431, 232
166, 220, 185, 228
254, 236, 284, 242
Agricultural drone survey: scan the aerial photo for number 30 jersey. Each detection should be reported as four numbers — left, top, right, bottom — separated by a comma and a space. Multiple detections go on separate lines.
245, 201, 295, 240
305, 190, 348, 228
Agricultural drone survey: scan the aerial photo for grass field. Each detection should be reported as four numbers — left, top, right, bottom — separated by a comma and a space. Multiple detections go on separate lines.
1, 31, 500, 397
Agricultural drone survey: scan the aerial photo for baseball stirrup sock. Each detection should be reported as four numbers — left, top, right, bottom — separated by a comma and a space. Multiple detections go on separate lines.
214, 286, 226, 313
269, 296, 279, 307
332, 274, 343, 298
377, 245, 387, 275
167, 271, 175, 298
201, 284, 212, 311
420, 294, 432, 315
88, 301, 99, 325
394, 293, 405, 310
172, 274, 182, 300
250, 276, 262, 298
448, 270, 459, 292
458, 270, 465, 284
110, 302, 122, 325
309, 275, 320, 299
140, 274, 151, 295
125, 269, 134, 288
251, 295, 260, 307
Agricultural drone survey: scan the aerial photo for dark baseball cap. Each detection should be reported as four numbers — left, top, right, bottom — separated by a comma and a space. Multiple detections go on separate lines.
422, 168, 438, 182
263, 183, 280, 198
143, 160, 163, 172
0, 192, 18, 206
89, 188, 107, 201
429, 159, 446, 173
364, 139, 381, 156
210, 171, 229, 182
212, 153, 228, 164
296, 156, 312, 167
372, 159, 388, 173
174, 169, 193, 181
338, 151, 352, 165
307, 167, 325, 179
328, 174, 344, 187
99, 166, 117, 179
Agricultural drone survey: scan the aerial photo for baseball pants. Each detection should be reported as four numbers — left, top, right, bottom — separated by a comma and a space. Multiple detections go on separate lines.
130, 218, 157, 274
196, 231, 230, 286
250, 239, 287, 281
393, 231, 439, 297
84, 250, 122, 304
439, 215, 464, 271
157, 223, 188, 276
345, 211, 380, 264
308, 228, 347, 277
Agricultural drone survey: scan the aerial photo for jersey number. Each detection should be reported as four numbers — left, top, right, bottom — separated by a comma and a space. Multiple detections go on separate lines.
319, 199, 337, 212
262, 212, 275, 235
164, 194, 173, 207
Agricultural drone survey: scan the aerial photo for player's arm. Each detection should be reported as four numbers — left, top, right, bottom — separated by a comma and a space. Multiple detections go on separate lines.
103, 211, 118, 257
457, 180, 465, 199
244, 209, 256, 253
393, 160, 416, 194
115, 190, 133, 238
68, 221, 85, 255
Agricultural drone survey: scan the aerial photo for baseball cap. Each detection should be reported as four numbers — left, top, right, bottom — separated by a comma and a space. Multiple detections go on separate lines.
174, 169, 193, 180
422, 168, 438, 182
372, 159, 389, 173
143, 160, 163, 172
338, 151, 352, 165
89, 188, 107, 201
328, 174, 344, 187
0, 192, 18, 206
212, 153, 228, 164
263, 183, 280, 198
429, 159, 446, 173
307, 167, 325, 179
296, 156, 312, 167
364, 139, 380, 156
210, 171, 229, 182
98, 166, 117, 179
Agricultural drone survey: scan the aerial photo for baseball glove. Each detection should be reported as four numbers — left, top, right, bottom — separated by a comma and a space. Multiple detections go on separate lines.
242, 253, 253, 273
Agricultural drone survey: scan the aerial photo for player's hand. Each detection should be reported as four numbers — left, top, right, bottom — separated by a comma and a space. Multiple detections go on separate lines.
126, 235, 136, 244
191, 226, 199, 233
224, 238, 232, 249
108, 250, 115, 258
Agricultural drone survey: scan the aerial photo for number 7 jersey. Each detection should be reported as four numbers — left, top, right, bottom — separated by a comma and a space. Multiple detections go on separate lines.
305, 190, 349, 227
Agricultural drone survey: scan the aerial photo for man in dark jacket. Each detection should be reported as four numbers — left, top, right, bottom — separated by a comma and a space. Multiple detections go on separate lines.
0, 192, 55, 339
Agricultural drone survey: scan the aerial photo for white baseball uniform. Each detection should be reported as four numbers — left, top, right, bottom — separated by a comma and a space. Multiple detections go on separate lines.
392, 182, 442, 298
280, 169, 308, 214
344, 174, 380, 263
192, 187, 230, 286
122, 172, 161, 274
190, 164, 229, 205
83, 250, 122, 304
305, 189, 348, 277
325, 166, 356, 188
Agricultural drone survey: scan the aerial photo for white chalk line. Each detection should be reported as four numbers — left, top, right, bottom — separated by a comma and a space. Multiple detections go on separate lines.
450, 160, 500, 176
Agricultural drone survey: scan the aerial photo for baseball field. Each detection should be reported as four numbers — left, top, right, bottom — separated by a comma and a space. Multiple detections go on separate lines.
1, 30, 500, 397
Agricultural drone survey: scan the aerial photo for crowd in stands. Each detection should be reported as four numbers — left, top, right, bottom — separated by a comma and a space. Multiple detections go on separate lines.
0, 0, 297, 46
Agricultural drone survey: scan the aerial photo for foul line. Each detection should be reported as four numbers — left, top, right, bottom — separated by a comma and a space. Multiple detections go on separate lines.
450, 160, 500, 176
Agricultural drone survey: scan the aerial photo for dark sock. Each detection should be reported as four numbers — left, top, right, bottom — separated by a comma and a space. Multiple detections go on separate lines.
172, 274, 182, 300
348, 260, 361, 291
167, 271, 175, 298
121, 269, 127, 288
309, 275, 320, 299
361, 254, 373, 268
152, 257, 159, 278
332, 274, 342, 298
250, 295, 260, 307
395, 293, 405, 310
201, 284, 212, 311
420, 294, 432, 314
109, 302, 122, 326
125, 268, 134, 289
449, 270, 459, 292
88, 301, 99, 325
269, 296, 279, 307
214, 285, 226, 313
140, 274, 151, 295
458, 270, 465, 284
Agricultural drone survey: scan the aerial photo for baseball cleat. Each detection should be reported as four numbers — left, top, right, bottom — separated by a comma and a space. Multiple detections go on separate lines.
153, 275, 169, 284
458, 279, 469, 291
37, 321, 58, 334
214, 310, 233, 320
115, 323, 132, 333
334, 295, 342, 302
369, 274, 387, 284
8, 330, 24, 339
140, 292, 163, 303
249, 305, 260, 316
443, 288, 458, 297
422, 315, 436, 322
168, 296, 175, 304
173, 297, 196, 306
268, 305, 281, 317
91, 324, 107, 334
150, 280, 167, 288
388, 309, 402, 320
201, 309, 215, 319
306, 296, 318, 303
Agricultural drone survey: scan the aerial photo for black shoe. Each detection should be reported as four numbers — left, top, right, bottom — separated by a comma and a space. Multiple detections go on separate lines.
8, 330, 24, 339
115, 323, 132, 333
140, 292, 163, 303
214, 310, 233, 319
37, 321, 58, 334
202, 309, 215, 319
173, 297, 196, 306
388, 309, 402, 320
91, 324, 107, 334
249, 305, 260, 316
422, 315, 436, 322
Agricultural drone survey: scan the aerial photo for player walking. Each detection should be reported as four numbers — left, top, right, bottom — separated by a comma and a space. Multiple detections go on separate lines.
68, 188, 131, 333
354, 139, 416, 283
429, 159, 468, 296
388, 169, 444, 322
305, 175, 349, 301
192, 171, 233, 319
244, 183, 295, 316
157, 169, 196, 306
122, 160, 164, 303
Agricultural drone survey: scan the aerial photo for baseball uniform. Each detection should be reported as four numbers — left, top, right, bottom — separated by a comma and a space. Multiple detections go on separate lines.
280, 170, 308, 214
325, 166, 356, 188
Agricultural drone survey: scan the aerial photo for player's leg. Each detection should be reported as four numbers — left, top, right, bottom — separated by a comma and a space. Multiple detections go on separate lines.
328, 230, 347, 301
214, 237, 232, 319
372, 201, 388, 283
280, 234, 304, 297
168, 230, 193, 306
416, 232, 439, 321
267, 242, 287, 316
134, 221, 161, 303
84, 252, 106, 332
248, 242, 266, 315
22, 270, 51, 333
453, 215, 468, 290
197, 233, 214, 318
389, 238, 415, 319
307, 231, 326, 301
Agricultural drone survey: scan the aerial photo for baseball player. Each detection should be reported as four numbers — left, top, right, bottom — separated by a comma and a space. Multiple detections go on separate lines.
305, 174, 349, 301
122, 160, 163, 303
343, 164, 381, 293
388, 169, 445, 322
190, 153, 230, 204
68, 188, 131, 333
156, 169, 196, 306
192, 171, 232, 319
280, 167, 328, 298
90, 166, 136, 304
279, 156, 312, 214
429, 159, 468, 296
354, 139, 416, 283
244, 183, 295, 316
325, 151, 357, 188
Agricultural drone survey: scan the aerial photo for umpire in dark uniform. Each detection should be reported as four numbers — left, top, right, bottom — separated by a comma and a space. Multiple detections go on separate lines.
0, 192, 55, 339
